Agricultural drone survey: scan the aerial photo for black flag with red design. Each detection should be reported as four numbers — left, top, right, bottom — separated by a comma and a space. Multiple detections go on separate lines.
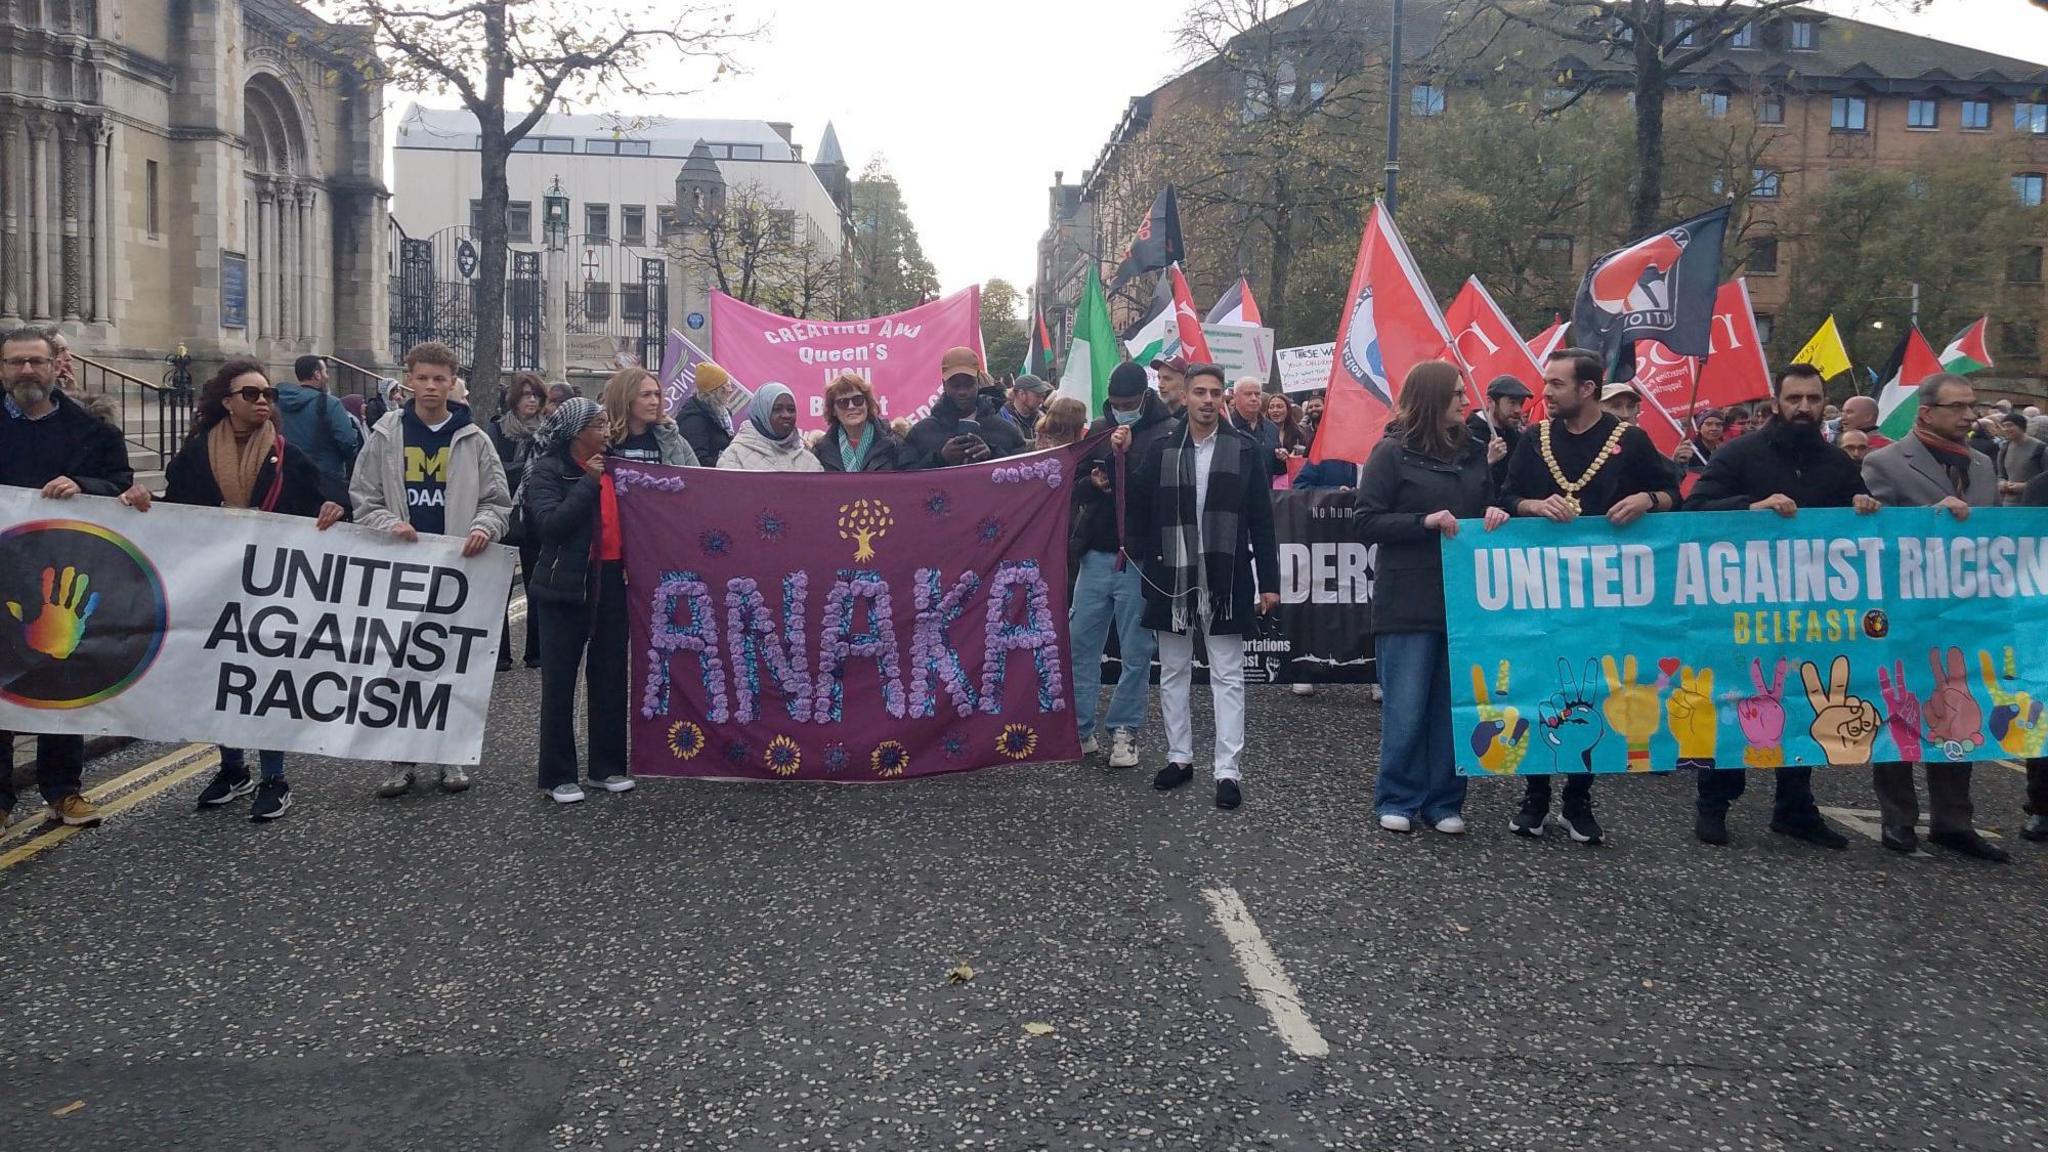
1572, 205, 1728, 379
1108, 186, 1185, 293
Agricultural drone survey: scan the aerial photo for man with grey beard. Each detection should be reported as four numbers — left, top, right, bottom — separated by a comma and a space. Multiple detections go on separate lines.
0, 326, 150, 830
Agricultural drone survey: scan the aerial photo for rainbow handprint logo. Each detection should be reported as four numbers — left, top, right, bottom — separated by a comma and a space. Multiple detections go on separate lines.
8, 565, 101, 660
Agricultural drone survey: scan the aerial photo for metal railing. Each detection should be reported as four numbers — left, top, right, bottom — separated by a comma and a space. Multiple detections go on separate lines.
72, 353, 191, 467
324, 353, 389, 403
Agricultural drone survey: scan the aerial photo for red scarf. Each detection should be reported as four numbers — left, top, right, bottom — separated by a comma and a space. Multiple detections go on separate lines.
1914, 427, 1976, 496
597, 472, 623, 562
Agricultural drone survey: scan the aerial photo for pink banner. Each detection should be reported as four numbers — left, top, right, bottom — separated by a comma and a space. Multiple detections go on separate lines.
709, 288, 983, 429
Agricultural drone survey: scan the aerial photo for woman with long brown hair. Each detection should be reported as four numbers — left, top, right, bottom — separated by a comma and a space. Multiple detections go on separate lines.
1263, 392, 1308, 460
1353, 360, 1508, 836
165, 359, 346, 822
813, 371, 903, 471
599, 366, 698, 467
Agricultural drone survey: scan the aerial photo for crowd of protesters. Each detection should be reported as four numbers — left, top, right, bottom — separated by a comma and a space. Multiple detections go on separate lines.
3, 324, 2045, 861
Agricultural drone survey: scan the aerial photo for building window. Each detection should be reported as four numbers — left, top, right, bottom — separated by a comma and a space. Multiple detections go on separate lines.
1700, 91, 1730, 118
2016, 173, 2046, 207
621, 205, 646, 245
1755, 314, 1775, 343
1962, 99, 1991, 130
621, 140, 651, 157
506, 201, 532, 243
657, 206, 680, 239
1830, 96, 1867, 132
2001, 320, 2039, 358
1674, 17, 1697, 46
2018, 102, 2048, 135
729, 143, 764, 161
1790, 18, 1817, 50
584, 281, 612, 321
585, 138, 618, 155
1908, 99, 1939, 129
1907, 175, 1930, 200
1749, 236, 1779, 274
1411, 84, 1445, 118
1757, 94, 1785, 124
1730, 21, 1754, 47
585, 203, 610, 239
468, 199, 482, 232
1752, 169, 1781, 198
2012, 245, 2044, 283
145, 160, 161, 237
1534, 234, 1573, 273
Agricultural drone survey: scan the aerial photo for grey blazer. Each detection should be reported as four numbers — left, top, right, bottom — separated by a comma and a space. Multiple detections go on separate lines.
1861, 433, 1997, 508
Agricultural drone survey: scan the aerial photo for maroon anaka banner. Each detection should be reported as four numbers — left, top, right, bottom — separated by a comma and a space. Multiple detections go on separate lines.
615, 445, 1092, 781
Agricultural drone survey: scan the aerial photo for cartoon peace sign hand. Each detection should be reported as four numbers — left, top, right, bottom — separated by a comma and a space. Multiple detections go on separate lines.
1733, 657, 1787, 768
7, 565, 100, 662
1800, 656, 1881, 766
1601, 655, 1662, 771
1538, 658, 1606, 772
1924, 646, 1984, 754
1469, 661, 1532, 775
1875, 660, 1925, 762
1665, 665, 1718, 764
1979, 647, 2047, 757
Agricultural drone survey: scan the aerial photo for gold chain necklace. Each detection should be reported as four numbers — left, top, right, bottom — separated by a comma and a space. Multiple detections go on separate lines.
1539, 419, 1629, 515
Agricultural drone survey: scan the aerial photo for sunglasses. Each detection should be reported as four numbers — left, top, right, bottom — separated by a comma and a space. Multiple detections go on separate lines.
832, 394, 868, 409
235, 385, 280, 404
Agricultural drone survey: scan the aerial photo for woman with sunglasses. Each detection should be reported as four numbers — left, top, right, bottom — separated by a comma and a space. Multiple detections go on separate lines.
164, 359, 346, 822
813, 372, 902, 471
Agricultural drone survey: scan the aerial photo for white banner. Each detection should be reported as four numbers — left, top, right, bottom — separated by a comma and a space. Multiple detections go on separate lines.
1201, 323, 1275, 383
0, 491, 513, 764
1277, 342, 1336, 394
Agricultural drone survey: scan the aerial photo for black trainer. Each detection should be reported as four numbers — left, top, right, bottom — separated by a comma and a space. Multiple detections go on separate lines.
1509, 795, 1547, 838
1695, 811, 1730, 846
250, 779, 292, 821
196, 768, 255, 809
1559, 804, 1604, 845
1216, 779, 1242, 810
1770, 817, 1848, 850
1881, 824, 1919, 853
1153, 763, 1194, 792
2024, 815, 2048, 842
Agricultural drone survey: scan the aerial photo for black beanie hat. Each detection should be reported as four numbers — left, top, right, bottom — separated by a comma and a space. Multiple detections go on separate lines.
1109, 361, 1149, 399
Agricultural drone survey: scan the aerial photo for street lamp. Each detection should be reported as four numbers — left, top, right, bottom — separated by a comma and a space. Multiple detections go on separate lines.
543, 176, 570, 251
1868, 281, 1920, 331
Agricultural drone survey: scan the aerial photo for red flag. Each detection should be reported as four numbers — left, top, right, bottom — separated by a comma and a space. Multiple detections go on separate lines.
1444, 277, 1545, 409
1167, 264, 1213, 364
1526, 316, 1567, 362
1309, 202, 1456, 463
1629, 279, 1773, 455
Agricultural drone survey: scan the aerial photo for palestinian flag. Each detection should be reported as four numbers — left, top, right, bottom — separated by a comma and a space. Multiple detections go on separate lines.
1206, 277, 1263, 327
1058, 263, 1118, 416
1123, 273, 1174, 366
1874, 327, 1943, 440
1938, 316, 1994, 376
1020, 309, 1055, 378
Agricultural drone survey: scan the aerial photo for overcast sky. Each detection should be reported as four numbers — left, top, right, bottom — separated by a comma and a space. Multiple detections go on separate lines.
391, 0, 2048, 311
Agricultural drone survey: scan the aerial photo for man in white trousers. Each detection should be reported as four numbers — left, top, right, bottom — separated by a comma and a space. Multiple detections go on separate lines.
1127, 364, 1280, 810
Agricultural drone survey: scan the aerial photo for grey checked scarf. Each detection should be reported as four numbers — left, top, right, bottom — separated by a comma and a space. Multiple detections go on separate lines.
1159, 423, 1244, 633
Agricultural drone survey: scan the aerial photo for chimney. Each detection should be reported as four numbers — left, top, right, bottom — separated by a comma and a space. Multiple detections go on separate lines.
768, 121, 794, 144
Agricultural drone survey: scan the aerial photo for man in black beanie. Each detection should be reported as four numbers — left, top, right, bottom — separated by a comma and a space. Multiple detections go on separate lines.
1071, 362, 1177, 768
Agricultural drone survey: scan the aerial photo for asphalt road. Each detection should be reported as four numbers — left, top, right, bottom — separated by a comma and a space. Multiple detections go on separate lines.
4, 663, 2046, 1152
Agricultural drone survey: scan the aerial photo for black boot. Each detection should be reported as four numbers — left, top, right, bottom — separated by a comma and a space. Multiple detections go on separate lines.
1695, 810, 1730, 846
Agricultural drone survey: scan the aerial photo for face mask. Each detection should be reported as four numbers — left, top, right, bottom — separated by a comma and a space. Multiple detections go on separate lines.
1111, 407, 1141, 426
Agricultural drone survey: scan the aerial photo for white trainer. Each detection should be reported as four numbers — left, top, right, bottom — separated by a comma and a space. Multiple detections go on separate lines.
549, 783, 586, 805
1108, 729, 1139, 769
1432, 815, 1468, 835
1079, 734, 1100, 756
1378, 813, 1413, 833
587, 775, 637, 793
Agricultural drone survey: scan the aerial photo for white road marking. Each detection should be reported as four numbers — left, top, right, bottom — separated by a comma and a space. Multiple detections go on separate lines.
508, 595, 528, 623
1818, 806, 2002, 858
1201, 886, 1329, 1058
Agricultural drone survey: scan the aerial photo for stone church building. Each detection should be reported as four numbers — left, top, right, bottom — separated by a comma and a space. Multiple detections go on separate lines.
1, 0, 389, 383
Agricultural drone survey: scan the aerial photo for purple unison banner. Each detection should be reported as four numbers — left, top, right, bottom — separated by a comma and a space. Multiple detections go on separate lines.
614, 445, 1091, 781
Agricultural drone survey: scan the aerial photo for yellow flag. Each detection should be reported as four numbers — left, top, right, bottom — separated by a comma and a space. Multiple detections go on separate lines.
1791, 315, 1852, 380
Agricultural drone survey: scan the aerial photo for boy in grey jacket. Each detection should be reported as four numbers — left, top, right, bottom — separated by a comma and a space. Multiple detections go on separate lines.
348, 341, 513, 798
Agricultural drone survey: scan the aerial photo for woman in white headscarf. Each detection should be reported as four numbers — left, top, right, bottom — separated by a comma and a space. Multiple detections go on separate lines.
717, 382, 823, 472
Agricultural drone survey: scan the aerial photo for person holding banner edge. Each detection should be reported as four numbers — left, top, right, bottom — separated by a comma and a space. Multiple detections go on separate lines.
350, 341, 514, 800
1501, 347, 1680, 844
1354, 360, 1510, 835
1681, 362, 1877, 849
1128, 363, 1281, 811
1859, 372, 2007, 863
164, 359, 348, 821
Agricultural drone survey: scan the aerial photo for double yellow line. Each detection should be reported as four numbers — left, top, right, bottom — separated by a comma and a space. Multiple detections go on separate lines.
0, 742, 220, 872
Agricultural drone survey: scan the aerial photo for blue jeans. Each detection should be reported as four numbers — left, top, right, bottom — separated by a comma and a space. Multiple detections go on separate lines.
220, 747, 285, 782
1373, 631, 1465, 822
1069, 550, 1155, 740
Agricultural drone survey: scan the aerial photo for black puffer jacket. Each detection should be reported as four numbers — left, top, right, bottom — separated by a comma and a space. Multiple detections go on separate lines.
902, 395, 1025, 469
1353, 433, 1494, 636
1074, 391, 1175, 554
675, 393, 735, 468
521, 447, 602, 606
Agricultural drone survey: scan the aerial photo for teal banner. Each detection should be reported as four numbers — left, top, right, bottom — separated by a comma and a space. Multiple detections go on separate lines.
1442, 508, 2048, 776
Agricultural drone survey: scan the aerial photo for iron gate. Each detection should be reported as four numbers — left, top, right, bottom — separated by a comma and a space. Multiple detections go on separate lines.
562, 235, 670, 368
387, 221, 542, 373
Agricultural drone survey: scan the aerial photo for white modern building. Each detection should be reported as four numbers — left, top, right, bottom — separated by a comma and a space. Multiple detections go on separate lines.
389, 106, 853, 376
